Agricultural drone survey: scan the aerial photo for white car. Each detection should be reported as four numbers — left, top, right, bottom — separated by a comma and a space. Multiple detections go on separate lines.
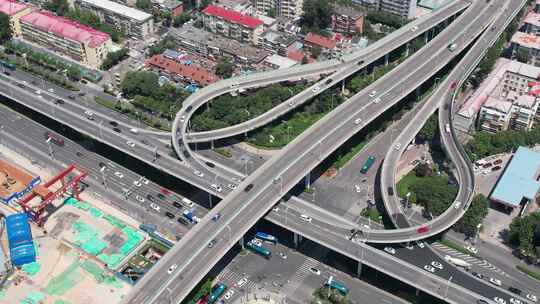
48, 88, 54, 93
135, 195, 145, 203
454, 201, 462, 209
354, 118, 362, 125
430, 261, 443, 269
494, 298, 506, 304
288, 100, 295, 107
369, 90, 377, 97
180, 115, 185, 122
211, 184, 222, 192
309, 267, 321, 275
384, 247, 396, 255
424, 265, 436, 273
466, 245, 478, 254
141, 178, 149, 185
510, 298, 522, 304
300, 214, 312, 223
126, 141, 136, 147
35, 90, 42, 95
252, 239, 263, 247
224, 290, 234, 300
411, 25, 418, 32
227, 184, 237, 190
237, 278, 248, 288
272, 207, 280, 212
150, 203, 160, 211
526, 294, 538, 302
354, 185, 361, 193
373, 97, 381, 104
279, 252, 287, 259
114, 171, 124, 178
133, 180, 142, 187
395, 143, 401, 150
193, 170, 204, 177
129, 128, 139, 134
417, 241, 425, 249
312, 86, 320, 93
489, 277, 502, 286
167, 264, 178, 274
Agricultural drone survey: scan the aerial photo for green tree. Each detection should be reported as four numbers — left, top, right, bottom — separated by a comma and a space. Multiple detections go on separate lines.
215, 57, 234, 78
410, 176, 457, 216
454, 194, 488, 236
148, 36, 176, 56
365, 11, 406, 29
508, 212, 540, 260
301, 55, 309, 64
266, 7, 277, 18
121, 71, 160, 98
414, 163, 433, 177
161, 11, 172, 27
43, 0, 70, 16
301, 0, 333, 33
136, 0, 152, 11
173, 13, 191, 27
0, 13, 12, 43
418, 114, 438, 142
101, 48, 129, 70
66, 66, 82, 81
311, 46, 322, 58
312, 287, 349, 304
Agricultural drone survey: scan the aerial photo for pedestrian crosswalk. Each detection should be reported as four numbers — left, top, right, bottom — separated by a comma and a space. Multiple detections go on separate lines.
281, 258, 319, 296
217, 269, 258, 292
432, 243, 508, 277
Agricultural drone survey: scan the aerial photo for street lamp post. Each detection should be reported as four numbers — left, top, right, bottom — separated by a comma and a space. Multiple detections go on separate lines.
100, 166, 107, 188
45, 137, 54, 159
473, 223, 482, 245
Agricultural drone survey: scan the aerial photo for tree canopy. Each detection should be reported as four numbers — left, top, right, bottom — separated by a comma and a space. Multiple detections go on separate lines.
136, 0, 152, 11
301, 0, 333, 33
465, 126, 540, 161
101, 48, 129, 70
418, 113, 439, 142
121, 71, 160, 98
508, 212, 540, 261
410, 176, 457, 216
215, 57, 234, 79
454, 194, 489, 237
43, 0, 70, 16
0, 13, 12, 43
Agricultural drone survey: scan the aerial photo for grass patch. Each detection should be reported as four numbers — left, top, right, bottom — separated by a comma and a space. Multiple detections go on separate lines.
361, 207, 382, 223
396, 172, 421, 203
214, 148, 232, 158
439, 239, 476, 257
516, 265, 540, 282
333, 141, 367, 169
304, 187, 314, 194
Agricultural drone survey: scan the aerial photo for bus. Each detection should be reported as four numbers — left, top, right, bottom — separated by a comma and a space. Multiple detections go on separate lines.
360, 155, 376, 174
0, 60, 16, 71
324, 277, 349, 295
246, 241, 271, 259
207, 283, 227, 304
255, 232, 277, 244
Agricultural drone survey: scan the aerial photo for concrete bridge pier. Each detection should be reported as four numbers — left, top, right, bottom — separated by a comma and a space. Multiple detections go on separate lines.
239, 236, 244, 249
356, 261, 363, 277
305, 172, 311, 189
405, 42, 410, 57
384, 53, 389, 66
293, 233, 302, 248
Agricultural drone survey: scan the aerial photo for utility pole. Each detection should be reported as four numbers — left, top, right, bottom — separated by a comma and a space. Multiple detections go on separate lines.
100, 166, 107, 188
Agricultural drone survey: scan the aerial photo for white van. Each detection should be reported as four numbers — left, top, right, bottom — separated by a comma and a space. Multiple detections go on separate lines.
182, 197, 194, 208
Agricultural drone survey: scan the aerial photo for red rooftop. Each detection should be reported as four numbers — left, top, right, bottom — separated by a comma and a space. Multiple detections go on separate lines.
202, 5, 263, 29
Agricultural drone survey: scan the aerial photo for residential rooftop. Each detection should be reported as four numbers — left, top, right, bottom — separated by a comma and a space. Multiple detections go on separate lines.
202, 5, 263, 29
333, 5, 365, 19
511, 31, 540, 50
264, 54, 298, 69
78, 0, 152, 21
491, 147, 540, 207
305, 32, 337, 49
524, 11, 540, 28
146, 54, 219, 86
0, 0, 28, 16
20, 10, 111, 47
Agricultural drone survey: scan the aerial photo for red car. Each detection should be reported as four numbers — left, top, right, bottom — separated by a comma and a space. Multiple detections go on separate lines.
417, 226, 429, 233
450, 81, 457, 89
160, 188, 171, 195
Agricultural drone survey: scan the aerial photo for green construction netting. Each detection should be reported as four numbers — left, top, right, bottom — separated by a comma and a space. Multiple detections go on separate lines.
0, 289, 6, 300
72, 220, 108, 256
20, 291, 45, 304
54, 300, 71, 304
44, 261, 80, 296
21, 262, 41, 276
80, 261, 123, 288
89, 208, 104, 218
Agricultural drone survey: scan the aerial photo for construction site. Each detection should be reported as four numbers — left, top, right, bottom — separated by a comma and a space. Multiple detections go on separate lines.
0, 150, 151, 303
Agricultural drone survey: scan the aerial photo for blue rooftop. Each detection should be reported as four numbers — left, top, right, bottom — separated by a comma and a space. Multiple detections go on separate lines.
491, 147, 540, 207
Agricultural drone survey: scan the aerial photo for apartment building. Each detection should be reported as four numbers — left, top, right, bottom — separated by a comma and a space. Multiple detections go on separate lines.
146, 54, 219, 86
352, 0, 415, 19
202, 5, 264, 46
304, 32, 338, 57
253, 0, 303, 19
511, 32, 540, 67
351, 0, 379, 11
74, 0, 154, 39
261, 30, 296, 56
479, 93, 539, 133
0, 0, 33, 38
19, 10, 112, 68
524, 11, 540, 36
331, 5, 365, 35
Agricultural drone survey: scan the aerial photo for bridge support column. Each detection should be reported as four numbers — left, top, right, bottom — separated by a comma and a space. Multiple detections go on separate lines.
356, 262, 363, 277
405, 42, 410, 57
305, 172, 311, 189
210, 140, 214, 149
341, 79, 346, 94
384, 53, 389, 66
416, 87, 421, 100
209, 193, 213, 208
239, 236, 244, 249
415, 288, 420, 296
424, 31, 429, 44
293, 233, 299, 248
